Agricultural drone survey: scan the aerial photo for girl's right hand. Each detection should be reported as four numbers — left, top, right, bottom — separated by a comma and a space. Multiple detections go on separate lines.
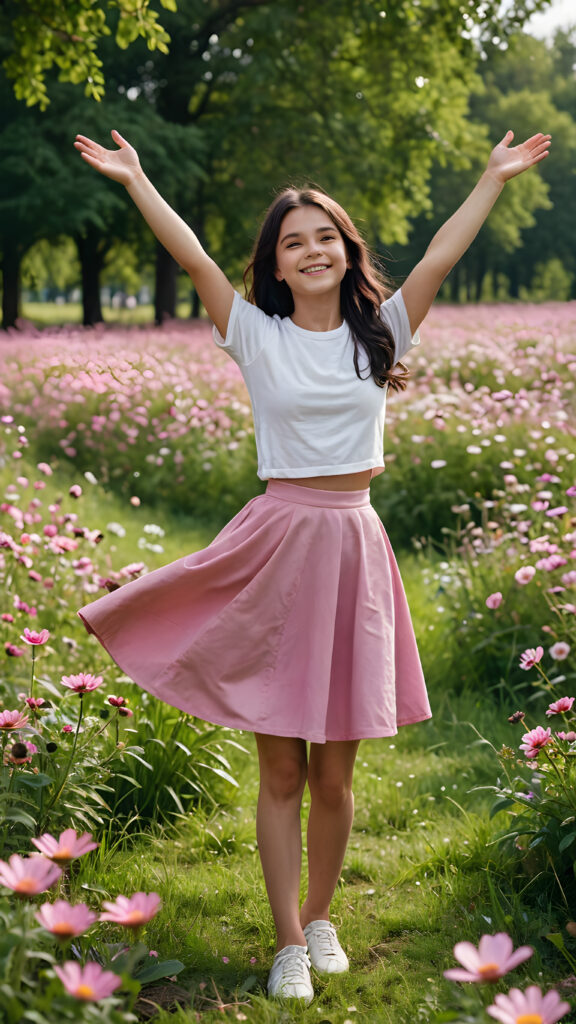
74, 129, 142, 186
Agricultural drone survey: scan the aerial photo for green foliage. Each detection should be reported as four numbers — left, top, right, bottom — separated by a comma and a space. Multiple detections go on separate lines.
0, 0, 172, 110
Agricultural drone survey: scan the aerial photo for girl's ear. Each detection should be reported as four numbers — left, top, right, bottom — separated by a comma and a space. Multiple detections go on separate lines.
274, 267, 284, 281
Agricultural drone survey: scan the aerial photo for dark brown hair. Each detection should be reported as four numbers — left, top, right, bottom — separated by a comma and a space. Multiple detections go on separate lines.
243, 187, 409, 391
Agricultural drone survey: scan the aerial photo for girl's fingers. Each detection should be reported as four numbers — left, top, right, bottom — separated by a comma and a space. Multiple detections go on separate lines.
111, 129, 130, 148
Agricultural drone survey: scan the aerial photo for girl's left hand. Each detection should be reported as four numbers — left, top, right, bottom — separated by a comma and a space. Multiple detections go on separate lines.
486, 129, 551, 183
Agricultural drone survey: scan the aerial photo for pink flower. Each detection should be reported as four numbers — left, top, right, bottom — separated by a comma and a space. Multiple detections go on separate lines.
61, 724, 73, 734
444, 932, 533, 983
25, 697, 46, 709
32, 829, 99, 865
486, 592, 503, 609
487, 985, 570, 1024
107, 696, 127, 707
515, 566, 536, 585
546, 697, 575, 717
20, 627, 50, 645
0, 854, 62, 895
37, 462, 53, 476
54, 961, 122, 1002
566, 485, 576, 498
0, 709, 29, 730
546, 506, 568, 517
556, 731, 576, 742
1, 613, 14, 622
100, 892, 161, 929
5, 643, 25, 657
69, 485, 83, 498
35, 899, 98, 938
60, 673, 103, 694
118, 707, 133, 718
519, 646, 544, 671
550, 642, 571, 661
520, 726, 552, 759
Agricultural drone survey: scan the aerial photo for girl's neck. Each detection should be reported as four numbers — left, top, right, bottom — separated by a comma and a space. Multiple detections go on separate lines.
289, 293, 343, 333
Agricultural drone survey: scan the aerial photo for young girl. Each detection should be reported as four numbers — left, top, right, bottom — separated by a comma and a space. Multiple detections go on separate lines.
74, 127, 550, 1005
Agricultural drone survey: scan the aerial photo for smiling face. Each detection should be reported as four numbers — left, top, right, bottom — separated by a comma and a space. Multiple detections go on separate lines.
274, 204, 351, 300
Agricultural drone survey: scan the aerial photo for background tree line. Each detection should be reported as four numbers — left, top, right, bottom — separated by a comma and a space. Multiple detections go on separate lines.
0, 0, 574, 330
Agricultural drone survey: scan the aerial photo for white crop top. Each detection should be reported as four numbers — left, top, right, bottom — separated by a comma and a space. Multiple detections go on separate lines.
212, 288, 420, 480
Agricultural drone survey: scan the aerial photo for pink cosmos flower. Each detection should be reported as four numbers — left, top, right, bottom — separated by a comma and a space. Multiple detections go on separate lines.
486, 592, 503, 609
62, 724, 73, 734
0, 854, 62, 895
69, 485, 83, 498
546, 697, 575, 717
25, 697, 46, 709
32, 829, 99, 865
487, 985, 570, 1024
444, 932, 533, 983
5, 643, 25, 657
520, 726, 552, 759
36, 462, 53, 476
54, 961, 122, 1002
0, 709, 29, 730
100, 892, 161, 929
1, 613, 14, 622
556, 732, 576, 742
519, 646, 544, 671
118, 707, 134, 718
515, 566, 536, 585
20, 627, 50, 645
546, 506, 568, 517
566, 485, 576, 498
60, 673, 103, 694
35, 899, 98, 938
549, 642, 571, 661
107, 696, 127, 707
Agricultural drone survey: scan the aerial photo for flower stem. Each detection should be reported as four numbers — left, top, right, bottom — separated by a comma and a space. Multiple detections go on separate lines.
42, 695, 84, 820
29, 646, 36, 700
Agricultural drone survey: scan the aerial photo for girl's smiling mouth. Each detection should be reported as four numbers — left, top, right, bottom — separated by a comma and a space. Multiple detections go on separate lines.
300, 264, 331, 275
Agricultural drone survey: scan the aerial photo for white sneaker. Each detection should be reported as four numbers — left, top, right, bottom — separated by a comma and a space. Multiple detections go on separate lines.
303, 920, 349, 974
267, 944, 314, 1004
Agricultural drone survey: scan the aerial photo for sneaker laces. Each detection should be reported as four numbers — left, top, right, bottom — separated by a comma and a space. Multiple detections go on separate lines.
309, 923, 341, 958
275, 947, 310, 982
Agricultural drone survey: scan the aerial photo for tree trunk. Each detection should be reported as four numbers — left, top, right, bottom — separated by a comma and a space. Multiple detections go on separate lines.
190, 288, 201, 319
75, 227, 109, 326
155, 243, 178, 325
508, 261, 519, 299
1, 240, 22, 329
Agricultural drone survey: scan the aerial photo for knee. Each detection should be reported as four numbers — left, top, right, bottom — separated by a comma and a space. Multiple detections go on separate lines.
259, 756, 307, 803
308, 771, 353, 810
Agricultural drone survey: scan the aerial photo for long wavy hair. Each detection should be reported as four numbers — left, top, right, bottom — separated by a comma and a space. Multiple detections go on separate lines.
243, 187, 410, 392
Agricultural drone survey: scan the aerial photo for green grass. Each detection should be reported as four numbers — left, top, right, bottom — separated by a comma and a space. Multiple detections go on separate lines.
20, 301, 203, 328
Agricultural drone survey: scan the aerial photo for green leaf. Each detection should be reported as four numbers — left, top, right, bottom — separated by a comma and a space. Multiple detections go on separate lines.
134, 958, 185, 983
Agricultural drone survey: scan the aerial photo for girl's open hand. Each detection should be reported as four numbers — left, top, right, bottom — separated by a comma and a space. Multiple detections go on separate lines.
486, 129, 551, 183
74, 130, 142, 186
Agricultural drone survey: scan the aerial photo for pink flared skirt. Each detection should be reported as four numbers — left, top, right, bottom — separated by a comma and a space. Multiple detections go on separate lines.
77, 480, 431, 743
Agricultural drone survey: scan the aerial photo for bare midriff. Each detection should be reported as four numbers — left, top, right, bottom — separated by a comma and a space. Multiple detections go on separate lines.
268, 470, 372, 491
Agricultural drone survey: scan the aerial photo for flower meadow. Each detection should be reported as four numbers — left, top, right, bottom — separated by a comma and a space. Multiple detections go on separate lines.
1, 302, 576, 1021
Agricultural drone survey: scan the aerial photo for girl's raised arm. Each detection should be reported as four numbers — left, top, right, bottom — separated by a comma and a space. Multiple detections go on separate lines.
74, 130, 235, 337
400, 129, 551, 334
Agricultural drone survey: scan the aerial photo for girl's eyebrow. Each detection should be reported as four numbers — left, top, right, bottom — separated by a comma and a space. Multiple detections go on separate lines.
279, 225, 336, 245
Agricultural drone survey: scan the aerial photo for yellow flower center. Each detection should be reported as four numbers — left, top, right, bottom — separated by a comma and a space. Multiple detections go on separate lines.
517, 1015, 542, 1024
16, 877, 38, 894
75, 984, 95, 1001
52, 921, 74, 936
477, 962, 501, 980
51, 847, 73, 864
125, 910, 146, 925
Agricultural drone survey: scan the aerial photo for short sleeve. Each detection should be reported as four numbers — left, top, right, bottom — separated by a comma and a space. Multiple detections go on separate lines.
379, 287, 421, 366
212, 290, 272, 366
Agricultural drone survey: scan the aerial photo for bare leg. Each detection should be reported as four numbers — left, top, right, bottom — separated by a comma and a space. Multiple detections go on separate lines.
254, 733, 309, 952
300, 739, 360, 927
